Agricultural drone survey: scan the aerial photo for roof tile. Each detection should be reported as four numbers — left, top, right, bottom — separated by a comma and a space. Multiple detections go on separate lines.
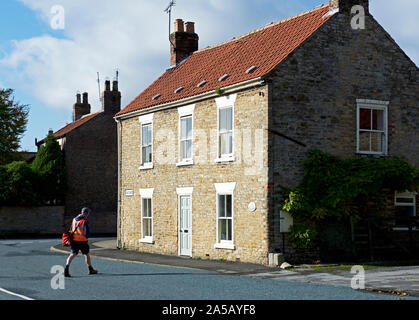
117, 4, 332, 117
53, 112, 100, 138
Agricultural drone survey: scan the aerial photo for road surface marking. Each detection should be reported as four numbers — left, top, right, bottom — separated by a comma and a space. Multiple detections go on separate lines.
0, 288, 35, 300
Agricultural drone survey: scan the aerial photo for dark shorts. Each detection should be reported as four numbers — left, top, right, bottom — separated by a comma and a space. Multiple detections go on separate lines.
71, 241, 90, 255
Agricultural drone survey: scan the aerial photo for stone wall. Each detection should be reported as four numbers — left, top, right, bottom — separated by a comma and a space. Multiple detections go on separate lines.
63, 112, 118, 234
118, 87, 271, 264
0, 206, 65, 235
267, 11, 419, 257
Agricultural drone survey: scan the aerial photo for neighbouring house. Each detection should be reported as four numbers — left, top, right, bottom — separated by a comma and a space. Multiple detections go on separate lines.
114, 0, 418, 265
36, 80, 121, 234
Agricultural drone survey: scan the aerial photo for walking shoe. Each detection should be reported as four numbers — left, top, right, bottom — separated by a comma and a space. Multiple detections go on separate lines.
64, 266, 71, 278
88, 267, 98, 275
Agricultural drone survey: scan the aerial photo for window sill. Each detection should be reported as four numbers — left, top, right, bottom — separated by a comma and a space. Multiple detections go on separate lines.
215, 156, 235, 164
176, 160, 194, 167
356, 151, 388, 156
392, 227, 418, 231
214, 242, 235, 250
139, 163, 153, 170
139, 237, 154, 244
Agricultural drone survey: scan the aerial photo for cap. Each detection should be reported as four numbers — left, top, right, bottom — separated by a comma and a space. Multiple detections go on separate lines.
81, 207, 91, 215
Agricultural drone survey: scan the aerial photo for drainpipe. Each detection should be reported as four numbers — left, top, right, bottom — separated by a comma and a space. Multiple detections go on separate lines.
115, 118, 122, 248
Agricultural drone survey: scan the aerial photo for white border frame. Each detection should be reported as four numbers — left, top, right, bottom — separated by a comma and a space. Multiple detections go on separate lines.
177, 104, 195, 167
139, 113, 154, 170
215, 94, 237, 163
214, 182, 236, 250
356, 99, 389, 155
139, 188, 154, 243
177, 187, 193, 257
393, 191, 417, 231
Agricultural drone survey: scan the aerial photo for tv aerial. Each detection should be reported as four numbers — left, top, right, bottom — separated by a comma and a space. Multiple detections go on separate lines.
164, 0, 176, 47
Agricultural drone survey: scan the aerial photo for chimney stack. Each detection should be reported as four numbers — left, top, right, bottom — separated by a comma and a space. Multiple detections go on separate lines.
170, 19, 199, 67
73, 92, 91, 122
102, 79, 121, 115
329, 0, 369, 14
82, 92, 88, 104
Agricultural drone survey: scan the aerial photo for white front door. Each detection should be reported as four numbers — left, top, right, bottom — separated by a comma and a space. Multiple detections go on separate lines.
179, 195, 192, 256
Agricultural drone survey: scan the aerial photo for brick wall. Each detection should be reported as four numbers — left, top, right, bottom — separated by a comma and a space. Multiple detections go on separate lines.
0, 206, 65, 235
63, 112, 118, 234
267, 12, 418, 257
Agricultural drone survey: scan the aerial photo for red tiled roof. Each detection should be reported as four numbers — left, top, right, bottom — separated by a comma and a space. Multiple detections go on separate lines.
117, 4, 332, 117
54, 112, 100, 138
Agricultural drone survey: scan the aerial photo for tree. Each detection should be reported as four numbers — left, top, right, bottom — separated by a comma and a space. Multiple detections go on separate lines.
0, 161, 39, 206
0, 88, 29, 165
32, 132, 66, 205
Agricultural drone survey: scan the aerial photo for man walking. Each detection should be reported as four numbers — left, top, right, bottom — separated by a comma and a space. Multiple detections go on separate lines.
64, 207, 98, 277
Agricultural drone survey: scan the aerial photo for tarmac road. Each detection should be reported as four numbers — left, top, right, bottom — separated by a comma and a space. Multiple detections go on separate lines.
0, 237, 414, 300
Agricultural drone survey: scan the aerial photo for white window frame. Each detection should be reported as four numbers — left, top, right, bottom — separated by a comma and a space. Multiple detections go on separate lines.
177, 104, 195, 167
214, 182, 236, 250
139, 188, 154, 243
139, 113, 154, 170
393, 191, 417, 230
177, 187, 194, 256
215, 94, 237, 163
356, 99, 389, 155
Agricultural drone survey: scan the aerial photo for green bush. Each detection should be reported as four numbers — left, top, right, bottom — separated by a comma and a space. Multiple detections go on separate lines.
0, 132, 66, 206
287, 223, 318, 250
31, 133, 66, 204
283, 150, 419, 221
1, 161, 39, 206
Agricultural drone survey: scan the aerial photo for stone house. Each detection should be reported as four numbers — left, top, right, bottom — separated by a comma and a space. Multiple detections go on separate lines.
36, 80, 121, 234
114, 0, 418, 265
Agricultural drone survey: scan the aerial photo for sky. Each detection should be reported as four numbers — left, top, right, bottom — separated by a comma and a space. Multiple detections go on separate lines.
0, 0, 418, 152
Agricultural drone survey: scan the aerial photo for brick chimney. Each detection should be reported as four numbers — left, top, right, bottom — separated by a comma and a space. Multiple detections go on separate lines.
330, 0, 369, 14
102, 80, 121, 115
170, 19, 199, 67
73, 92, 91, 121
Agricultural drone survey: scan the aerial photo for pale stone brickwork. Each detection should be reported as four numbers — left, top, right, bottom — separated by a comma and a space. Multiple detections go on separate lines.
267, 12, 419, 256
119, 87, 271, 264
118, 6, 418, 265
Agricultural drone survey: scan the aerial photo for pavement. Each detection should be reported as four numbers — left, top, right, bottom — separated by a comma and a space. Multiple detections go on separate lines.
51, 238, 419, 298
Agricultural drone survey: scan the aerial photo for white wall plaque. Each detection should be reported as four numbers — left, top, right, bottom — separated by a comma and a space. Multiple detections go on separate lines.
248, 202, 256, 212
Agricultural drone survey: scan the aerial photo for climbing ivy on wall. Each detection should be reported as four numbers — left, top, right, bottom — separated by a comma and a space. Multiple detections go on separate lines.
282, 150, 419, 249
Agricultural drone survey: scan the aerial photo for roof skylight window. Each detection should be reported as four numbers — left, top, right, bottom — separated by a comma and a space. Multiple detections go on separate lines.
196, 80, 207, 88
174, 86, 184, 94
218, 74, 230, 82
246, 66, 257, 74
152, 94, 161, 100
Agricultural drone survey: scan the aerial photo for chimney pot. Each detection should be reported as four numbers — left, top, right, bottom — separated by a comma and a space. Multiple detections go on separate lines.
174, 19, 184, 32
105, 80, 111, 91
82, 92, 88, 104
112, 80, 118, 92
185, 22, 195, 33
76, 93, 81, 104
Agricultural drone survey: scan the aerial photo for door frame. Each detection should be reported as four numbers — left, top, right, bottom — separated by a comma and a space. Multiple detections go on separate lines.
177, 187, 193, 257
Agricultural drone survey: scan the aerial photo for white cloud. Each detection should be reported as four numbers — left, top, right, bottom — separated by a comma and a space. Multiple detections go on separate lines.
0, 0, 417, 117
0, 0, 254, 112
